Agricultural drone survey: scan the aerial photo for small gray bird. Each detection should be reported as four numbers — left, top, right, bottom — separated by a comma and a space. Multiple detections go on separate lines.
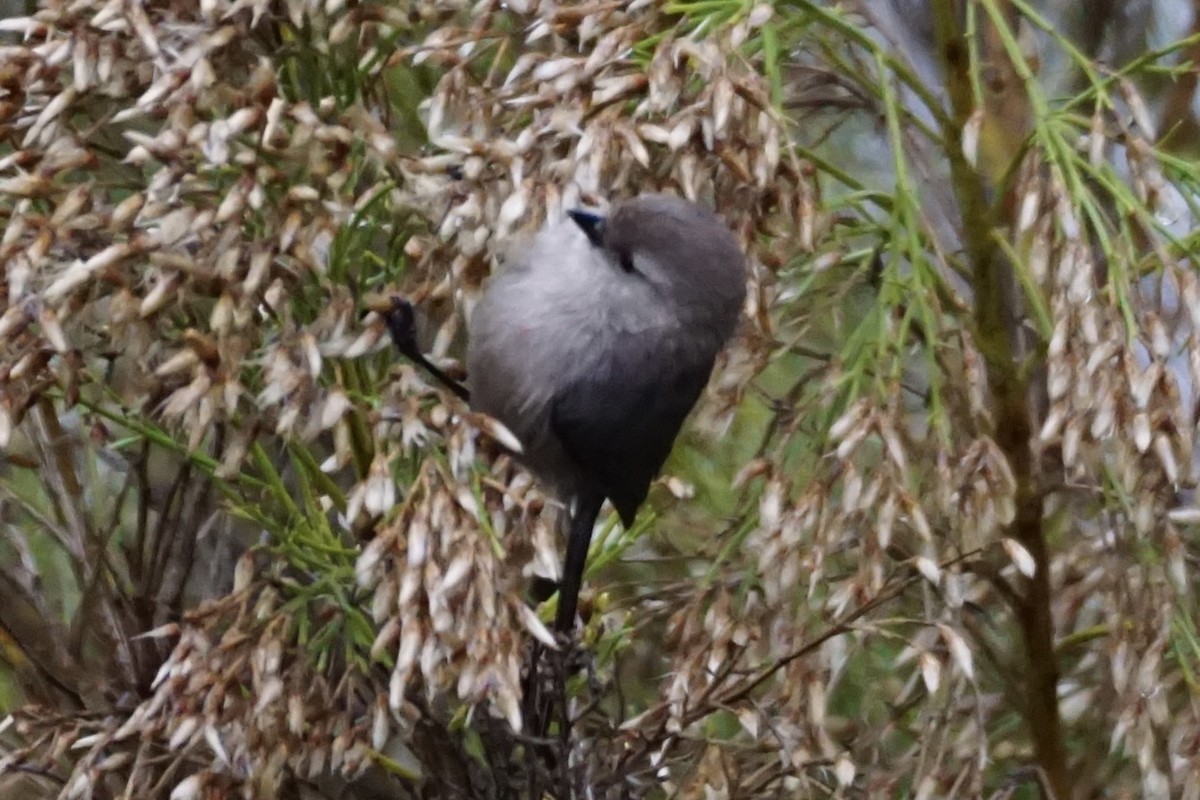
466, 193, 746, 632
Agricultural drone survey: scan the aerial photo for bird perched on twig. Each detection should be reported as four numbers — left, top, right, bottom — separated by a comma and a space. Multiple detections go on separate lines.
388, 193, 746, 635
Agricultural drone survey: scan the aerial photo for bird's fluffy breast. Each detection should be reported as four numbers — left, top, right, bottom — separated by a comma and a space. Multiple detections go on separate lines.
466, 219, 689, 490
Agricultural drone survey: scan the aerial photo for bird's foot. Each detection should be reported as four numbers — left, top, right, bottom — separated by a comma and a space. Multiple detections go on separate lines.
384, 295, 421, 360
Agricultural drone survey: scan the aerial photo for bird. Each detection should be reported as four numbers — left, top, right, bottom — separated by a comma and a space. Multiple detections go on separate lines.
462, 193, 746, 633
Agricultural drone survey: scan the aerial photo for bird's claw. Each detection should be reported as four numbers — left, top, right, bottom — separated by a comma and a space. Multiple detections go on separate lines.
384, 295, 420, 358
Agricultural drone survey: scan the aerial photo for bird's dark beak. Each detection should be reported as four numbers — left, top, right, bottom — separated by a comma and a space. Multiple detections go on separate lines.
568, 209, 607, 247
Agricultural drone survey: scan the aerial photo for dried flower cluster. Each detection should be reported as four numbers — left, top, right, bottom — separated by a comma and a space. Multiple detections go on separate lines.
0, 2, 402, 463
1013, 134, 1200, 795
1, 585, 391, 799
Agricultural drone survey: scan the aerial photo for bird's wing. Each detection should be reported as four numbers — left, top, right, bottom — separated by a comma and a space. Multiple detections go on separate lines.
549, 342, 714, 526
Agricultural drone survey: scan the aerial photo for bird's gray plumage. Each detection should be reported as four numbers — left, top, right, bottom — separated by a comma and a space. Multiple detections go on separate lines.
466, 193, 746, 630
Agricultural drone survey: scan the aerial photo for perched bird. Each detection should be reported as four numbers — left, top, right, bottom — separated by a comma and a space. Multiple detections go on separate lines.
464, 193, 746, 632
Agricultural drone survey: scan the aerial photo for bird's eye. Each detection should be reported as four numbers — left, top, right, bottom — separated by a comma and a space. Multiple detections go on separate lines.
618, 251, 637, 273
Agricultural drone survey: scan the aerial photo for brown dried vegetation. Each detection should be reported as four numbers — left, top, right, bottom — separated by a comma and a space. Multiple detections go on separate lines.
1, 1, 1200, 799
